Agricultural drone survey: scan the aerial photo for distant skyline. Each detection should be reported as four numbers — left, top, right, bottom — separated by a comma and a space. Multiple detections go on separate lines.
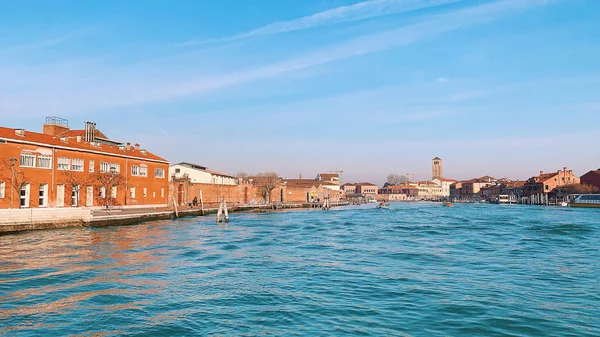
1, 0, 599, 185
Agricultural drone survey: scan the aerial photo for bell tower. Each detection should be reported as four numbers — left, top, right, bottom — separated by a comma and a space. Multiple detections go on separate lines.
432, 157, 442, 179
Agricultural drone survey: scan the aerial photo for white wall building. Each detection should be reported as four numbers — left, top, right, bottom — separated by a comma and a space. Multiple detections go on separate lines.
432, 177, 457, 197
169, 162, 237, 185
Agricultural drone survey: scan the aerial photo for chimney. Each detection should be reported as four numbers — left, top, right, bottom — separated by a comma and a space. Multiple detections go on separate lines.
126, 142, 131, 150
299, 174, 302, 180
76, 136, 82, 142
540, 171, 544, 176
14, 129, 25, 136
43, 116, 70, 136
135, 143, 140, 150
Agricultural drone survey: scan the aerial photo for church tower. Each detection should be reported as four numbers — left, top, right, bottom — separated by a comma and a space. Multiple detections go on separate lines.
432, 157, 442, 179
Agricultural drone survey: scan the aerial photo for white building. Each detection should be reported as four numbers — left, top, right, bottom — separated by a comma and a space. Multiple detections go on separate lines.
169, 162, 237, 185
431, 177, 457, 197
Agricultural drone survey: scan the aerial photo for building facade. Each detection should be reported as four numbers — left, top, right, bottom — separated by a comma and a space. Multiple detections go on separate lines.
432, 157, 442, 179
431, 177, 456, 197
0, 118, 169, 209
524, 168, 580, 196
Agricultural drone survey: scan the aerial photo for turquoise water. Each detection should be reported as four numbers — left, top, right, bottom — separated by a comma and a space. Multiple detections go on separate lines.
1, 203, 599, 336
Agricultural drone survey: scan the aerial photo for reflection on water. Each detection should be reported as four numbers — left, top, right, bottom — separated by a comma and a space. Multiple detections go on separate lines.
1, 204, 599, 336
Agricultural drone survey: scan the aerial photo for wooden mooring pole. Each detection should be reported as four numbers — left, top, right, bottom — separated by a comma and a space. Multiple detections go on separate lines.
200, 191, 205, 216
173, 197, 179, 219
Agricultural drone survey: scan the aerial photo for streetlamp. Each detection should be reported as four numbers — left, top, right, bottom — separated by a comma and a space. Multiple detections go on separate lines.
9, 158, 16, 209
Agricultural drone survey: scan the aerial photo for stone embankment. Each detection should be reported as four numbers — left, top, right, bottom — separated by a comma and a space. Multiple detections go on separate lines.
0, 202, 348, 235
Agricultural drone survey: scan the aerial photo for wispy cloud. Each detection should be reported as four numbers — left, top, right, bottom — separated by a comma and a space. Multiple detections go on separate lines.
0, 31, 89, 55
0, 0, 557, 117
175, 0, 463, 47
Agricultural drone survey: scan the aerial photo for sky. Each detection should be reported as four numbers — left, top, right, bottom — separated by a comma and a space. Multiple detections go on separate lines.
1, 0, 599, 185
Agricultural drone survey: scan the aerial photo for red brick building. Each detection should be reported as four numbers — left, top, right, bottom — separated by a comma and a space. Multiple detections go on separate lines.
580, 169, 600, 190
0, 118, 169, 209
524, 168, 580, 196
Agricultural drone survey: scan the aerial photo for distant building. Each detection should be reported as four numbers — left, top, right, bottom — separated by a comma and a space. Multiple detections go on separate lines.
432, 157, 443, 179
461, 176, 496, 201
341, 183, 357, 194
378, 185, 418, 201
450, 181, 463, 201
169, 162, 237, 186
316, 173, 340, 191
416, 181, 443, 200
524, 168, 580, 197
431, 177, 456, 197
355, 183, 378, 199
168, 162, 238, 207
580, 169, 600, 190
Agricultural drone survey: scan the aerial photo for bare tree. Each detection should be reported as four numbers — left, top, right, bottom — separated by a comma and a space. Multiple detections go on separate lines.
0, 159, 30, 208
251, 172, 280, 203
59, 170, 92, 207
236, 171, 249, 184
385, 173, 409, 187
93, 171, 125, 208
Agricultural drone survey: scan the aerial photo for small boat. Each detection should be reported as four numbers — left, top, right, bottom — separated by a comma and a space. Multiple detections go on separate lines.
377, 205, 390, 209
569, 194, 600, 208
443, 202, 453, 207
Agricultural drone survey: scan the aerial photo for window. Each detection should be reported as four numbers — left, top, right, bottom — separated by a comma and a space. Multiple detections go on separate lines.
175, 168, 180, 174
111, 186, 117, 198
130, 187, 136, 198
72, 159, 84, 172
152, 191, 156, 198
20, 153, 36, 168
140, 165, 148, 177
58, 157, 70, 170
161, 188, 164, 198
37, 155, 52, 169
101, 162, 120, 173
89, 160, 95, 173
39, 184, 48, 207
143, 188, 147, 197
545, 185, 549, 190
131, 165, 139, 176
155, 168, 165, 178
0, 182, 4, 198
100, 186, 106, 199
20, 184, 30, 208
72, 185, 79, 207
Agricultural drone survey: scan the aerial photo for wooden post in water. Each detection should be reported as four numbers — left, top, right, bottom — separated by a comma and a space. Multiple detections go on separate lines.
216, 200, 229, 223
173, 197, 179, 219
200, 191, 205, 216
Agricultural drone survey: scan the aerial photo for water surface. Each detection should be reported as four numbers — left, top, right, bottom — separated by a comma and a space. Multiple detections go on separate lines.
1, 203, 599, 336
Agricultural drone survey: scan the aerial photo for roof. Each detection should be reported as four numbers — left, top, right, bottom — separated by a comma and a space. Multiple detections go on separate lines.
529, 172, 559, 183
0, 126, 168, 163
418, 181, 439, 186
171, 162, 208, 170
341, 183, 356, 187
357, 182, 377, 186
432, 157, 441, 160
382, 185, 418, 190
433, 177, 456, 182
284, 179, 320, 188
318, 173, 339, 182
205, 169, 236, 179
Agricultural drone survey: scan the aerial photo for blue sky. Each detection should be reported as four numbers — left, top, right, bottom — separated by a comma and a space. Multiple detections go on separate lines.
1, 0, 599, 185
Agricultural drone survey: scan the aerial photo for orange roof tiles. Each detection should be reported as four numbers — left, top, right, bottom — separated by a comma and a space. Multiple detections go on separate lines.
0, 126, 168, 163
